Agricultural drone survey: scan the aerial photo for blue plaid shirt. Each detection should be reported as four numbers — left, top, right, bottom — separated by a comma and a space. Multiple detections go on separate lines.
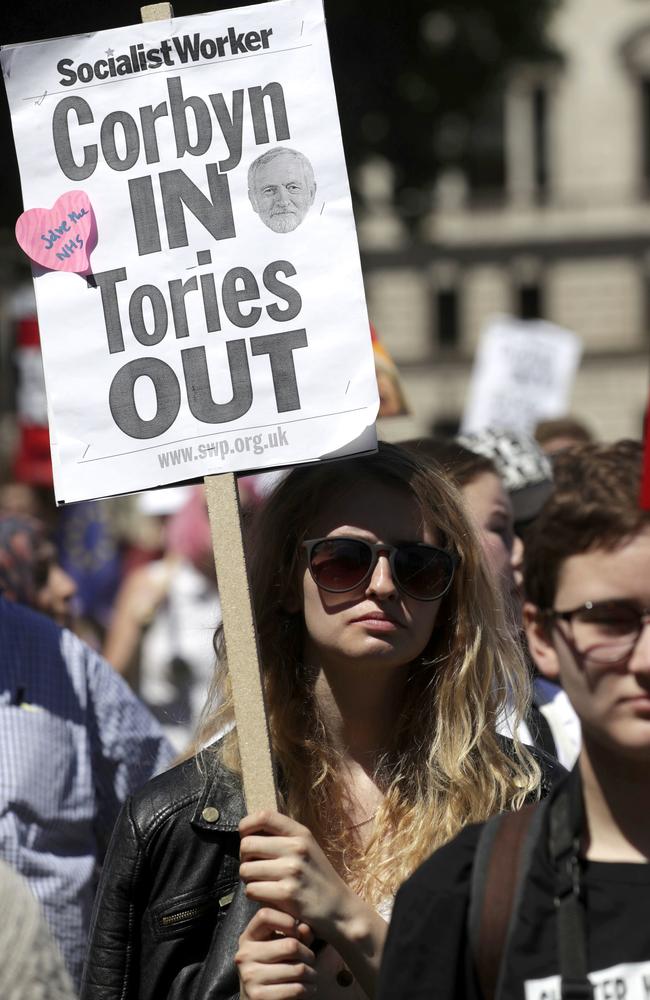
0, 597, 176, 988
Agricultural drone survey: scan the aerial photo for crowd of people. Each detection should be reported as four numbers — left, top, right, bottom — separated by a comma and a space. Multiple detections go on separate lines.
1, 412, 649, 1000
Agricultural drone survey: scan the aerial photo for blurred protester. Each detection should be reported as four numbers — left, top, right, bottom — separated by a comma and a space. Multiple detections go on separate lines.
0, 481, 48, 519
0, 513, 77, 628
456, 428, 553, 538
451, 429, 580, 766
380, 439, 650, 1000
402, 438, 522, 614
402, 437, 559, 757
103, 486, 220, 753
82, 444, 559, 1000
0, 859, 76, 1000
534, 415, 594, 457
0, 479, 59, 531
0, 595, 175, 988
55, 500, 123, 648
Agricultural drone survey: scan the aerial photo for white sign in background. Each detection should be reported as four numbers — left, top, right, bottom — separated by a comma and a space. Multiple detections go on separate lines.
461, 316, 583, 435
2, 0, 378, 504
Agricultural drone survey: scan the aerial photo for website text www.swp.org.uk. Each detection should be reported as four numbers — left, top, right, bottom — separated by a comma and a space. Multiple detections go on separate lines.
157, 425, 289, 469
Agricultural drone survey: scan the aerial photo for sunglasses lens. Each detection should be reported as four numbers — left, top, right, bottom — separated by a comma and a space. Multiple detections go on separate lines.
309, 539, 372, 592
394, 546, 453, 600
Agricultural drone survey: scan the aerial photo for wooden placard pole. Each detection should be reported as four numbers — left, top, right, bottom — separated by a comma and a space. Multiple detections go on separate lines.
202, 482, 263, 1000
203, 472, 279, 812
139, 4, 279, 817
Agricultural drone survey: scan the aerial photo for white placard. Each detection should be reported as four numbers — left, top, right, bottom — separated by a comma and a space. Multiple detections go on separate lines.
2, 0, 378, 504
461, 316, 582, 435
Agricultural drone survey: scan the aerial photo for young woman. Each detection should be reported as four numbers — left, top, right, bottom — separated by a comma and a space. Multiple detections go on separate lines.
81, 443, 551, 1000
402, 437, 581, 764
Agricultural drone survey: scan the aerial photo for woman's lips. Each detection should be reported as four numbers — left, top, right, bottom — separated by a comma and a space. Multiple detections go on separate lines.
621, 693, 650, 708
351, 612, 402, 631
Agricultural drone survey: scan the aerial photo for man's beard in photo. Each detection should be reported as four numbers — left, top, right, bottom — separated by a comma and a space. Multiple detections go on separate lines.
266, 212, 300, 233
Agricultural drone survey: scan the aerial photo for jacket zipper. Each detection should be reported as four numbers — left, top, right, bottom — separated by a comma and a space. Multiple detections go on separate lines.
160, 891, 235, 927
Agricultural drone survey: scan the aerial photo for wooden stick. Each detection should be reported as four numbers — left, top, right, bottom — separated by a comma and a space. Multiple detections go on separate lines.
140, 2, 174, 20
204, 472, 278, 812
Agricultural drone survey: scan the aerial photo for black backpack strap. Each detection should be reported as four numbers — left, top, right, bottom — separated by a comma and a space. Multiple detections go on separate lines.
469, 801, 546, 1000
548, 779, 593, 1000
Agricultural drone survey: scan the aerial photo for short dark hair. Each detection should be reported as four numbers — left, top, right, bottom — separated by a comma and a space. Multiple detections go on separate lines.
523, 440, 647, 609
534, 416, 593, 448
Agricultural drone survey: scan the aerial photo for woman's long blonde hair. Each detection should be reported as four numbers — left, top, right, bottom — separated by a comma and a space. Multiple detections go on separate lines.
198, 443, 539, 901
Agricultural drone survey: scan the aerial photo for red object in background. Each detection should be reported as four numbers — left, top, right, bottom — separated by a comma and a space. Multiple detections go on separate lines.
12, 315, 53, 486
641, 404, 650, 510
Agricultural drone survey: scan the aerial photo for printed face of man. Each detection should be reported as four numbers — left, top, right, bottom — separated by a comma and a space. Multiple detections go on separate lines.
249, 153, 316, 233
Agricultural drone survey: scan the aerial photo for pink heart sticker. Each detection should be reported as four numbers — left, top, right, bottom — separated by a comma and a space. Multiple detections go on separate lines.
15, 191, 97, 274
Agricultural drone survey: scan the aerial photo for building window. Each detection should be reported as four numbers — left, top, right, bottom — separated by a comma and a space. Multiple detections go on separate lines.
436, 288, 459, 348
642, 78, 650, 194
518, 283, 543, 320
466, 91, 506, 203
505, 67, 559, 208
620, 27, 650, 196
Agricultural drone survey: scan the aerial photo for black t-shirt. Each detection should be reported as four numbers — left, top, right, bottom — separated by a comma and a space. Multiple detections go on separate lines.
380, 802, 650, 1000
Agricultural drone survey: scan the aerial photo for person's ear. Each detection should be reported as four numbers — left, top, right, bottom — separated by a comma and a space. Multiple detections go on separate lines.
309, 182, 317, 206
248, 188, 259, 213
523, 601, 561, 680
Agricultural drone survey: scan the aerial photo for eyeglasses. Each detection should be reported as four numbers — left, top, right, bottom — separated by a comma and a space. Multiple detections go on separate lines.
302, 536, 457, 602
543, 599, 650, 665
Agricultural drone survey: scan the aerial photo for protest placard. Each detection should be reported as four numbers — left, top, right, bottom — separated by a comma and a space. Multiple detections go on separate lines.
461, 315, 583, 435
2, 0, 378, 505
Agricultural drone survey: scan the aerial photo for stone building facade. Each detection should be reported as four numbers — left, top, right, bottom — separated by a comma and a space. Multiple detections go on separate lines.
363, 0, 650, 443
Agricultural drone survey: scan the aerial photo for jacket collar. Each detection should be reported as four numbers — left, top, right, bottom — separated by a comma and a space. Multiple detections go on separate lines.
190, 748, 246, 834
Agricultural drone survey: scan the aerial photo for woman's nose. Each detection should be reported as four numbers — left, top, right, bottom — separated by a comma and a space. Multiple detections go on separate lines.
365, 553, 397, 598
510, 535, 524, 574
511, 535, 525, 599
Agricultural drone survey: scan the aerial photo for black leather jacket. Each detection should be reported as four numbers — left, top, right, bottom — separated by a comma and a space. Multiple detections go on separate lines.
80, 752, 256, 1000
80, 743, 564, 1000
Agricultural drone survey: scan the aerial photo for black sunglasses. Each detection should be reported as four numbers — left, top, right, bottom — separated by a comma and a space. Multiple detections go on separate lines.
302, 536, 457, 602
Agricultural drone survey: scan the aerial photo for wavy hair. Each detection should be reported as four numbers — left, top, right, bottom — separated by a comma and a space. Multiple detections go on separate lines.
525, 439, 647, 610
197, 443, 539, 901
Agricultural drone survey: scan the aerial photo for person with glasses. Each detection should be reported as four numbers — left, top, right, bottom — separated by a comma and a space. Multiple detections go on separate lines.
379, 439, 650, 1000
81, 442, 553, 1000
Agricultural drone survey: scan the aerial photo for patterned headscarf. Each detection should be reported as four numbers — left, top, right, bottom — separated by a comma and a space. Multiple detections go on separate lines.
0, 515, 49, 606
